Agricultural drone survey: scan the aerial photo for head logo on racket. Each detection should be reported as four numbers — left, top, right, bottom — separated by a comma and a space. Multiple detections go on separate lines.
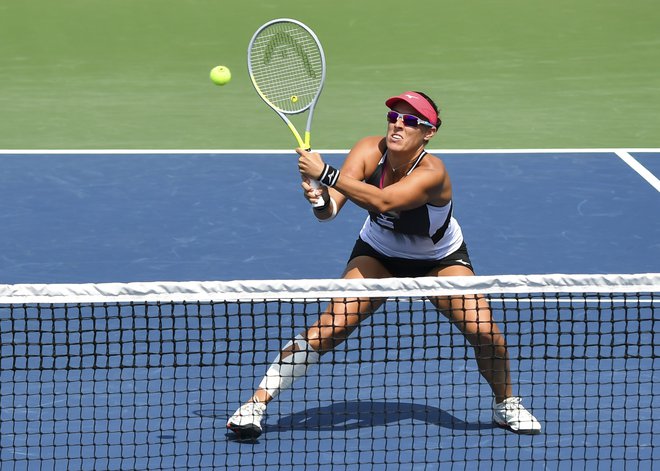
263, 32, 317, 79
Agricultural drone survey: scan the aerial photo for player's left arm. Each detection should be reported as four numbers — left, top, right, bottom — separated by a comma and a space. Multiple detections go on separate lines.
337, 166, 446, 213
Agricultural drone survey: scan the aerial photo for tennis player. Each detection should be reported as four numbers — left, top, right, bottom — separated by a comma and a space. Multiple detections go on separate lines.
227, 91, 541, 438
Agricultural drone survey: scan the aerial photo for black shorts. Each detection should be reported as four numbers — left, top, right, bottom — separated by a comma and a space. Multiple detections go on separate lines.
348, 238, 474, 278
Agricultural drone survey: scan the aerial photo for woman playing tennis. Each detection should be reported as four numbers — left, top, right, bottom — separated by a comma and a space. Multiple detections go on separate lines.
227, 91, 541, 438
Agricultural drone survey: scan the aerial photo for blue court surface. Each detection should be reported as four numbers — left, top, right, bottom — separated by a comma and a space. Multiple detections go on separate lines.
0, 149, 658, 470
0, 149, 658, 283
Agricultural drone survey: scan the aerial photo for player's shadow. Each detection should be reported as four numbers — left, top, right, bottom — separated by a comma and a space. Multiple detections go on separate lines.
201, 400, 495, 442
268, 400, 495, 433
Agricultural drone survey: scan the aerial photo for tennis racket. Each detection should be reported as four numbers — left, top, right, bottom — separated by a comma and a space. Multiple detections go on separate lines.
247, 18, 327, 207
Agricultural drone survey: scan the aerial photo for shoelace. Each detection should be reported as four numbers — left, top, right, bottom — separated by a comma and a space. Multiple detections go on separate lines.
500, 397, 523, 412
239, 402, 264, 417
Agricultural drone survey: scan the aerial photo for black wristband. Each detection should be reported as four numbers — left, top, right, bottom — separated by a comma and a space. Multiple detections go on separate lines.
318, 164, 340, 187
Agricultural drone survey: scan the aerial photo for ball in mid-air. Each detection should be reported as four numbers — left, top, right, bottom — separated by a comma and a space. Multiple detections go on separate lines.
291, 95, 298, 103
210, 66, 231, 86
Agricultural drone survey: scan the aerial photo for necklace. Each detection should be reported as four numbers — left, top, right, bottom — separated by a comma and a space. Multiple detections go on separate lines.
389, 159, 409, 174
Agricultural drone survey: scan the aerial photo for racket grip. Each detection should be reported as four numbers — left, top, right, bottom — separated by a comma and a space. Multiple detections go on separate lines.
309, 179, 326, 208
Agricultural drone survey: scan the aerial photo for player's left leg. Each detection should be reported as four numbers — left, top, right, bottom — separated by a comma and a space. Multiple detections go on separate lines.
428, 264, 541, 434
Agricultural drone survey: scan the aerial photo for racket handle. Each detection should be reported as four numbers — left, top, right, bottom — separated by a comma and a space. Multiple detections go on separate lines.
309, 179, 326, 208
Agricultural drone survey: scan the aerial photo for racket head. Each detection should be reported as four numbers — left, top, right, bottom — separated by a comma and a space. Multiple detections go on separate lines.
247, 18, 326, 116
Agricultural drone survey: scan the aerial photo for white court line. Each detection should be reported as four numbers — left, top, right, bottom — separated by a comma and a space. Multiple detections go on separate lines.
0, 148, 659, 155
615, 151, 660, 193
1, 148, 658, 192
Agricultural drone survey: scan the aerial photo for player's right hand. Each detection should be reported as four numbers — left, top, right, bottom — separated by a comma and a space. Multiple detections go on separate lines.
301, 177, 329, 206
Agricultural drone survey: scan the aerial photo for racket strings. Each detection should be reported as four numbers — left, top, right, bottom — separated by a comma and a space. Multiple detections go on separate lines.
249, 23, 324, 113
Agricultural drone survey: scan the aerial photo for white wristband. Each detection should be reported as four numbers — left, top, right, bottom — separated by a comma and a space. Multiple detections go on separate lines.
313, 197, 337, 222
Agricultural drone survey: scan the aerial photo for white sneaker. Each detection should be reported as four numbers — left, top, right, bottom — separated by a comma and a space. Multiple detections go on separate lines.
227, 402, 267, 439
493, 397, 541, 434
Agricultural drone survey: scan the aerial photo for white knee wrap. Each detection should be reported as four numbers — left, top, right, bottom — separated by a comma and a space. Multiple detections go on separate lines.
259, 334, 320, 398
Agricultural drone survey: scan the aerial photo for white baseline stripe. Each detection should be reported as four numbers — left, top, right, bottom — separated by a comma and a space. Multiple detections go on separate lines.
0, 149, 299, 155
615, 151, 660, 193
0, 148, 659, 155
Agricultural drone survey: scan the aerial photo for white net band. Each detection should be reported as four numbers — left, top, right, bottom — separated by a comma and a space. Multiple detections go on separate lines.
1, 273, 658, 304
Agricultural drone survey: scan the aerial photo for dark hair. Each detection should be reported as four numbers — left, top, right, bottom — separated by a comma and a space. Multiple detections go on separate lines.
413, 91, 442, 128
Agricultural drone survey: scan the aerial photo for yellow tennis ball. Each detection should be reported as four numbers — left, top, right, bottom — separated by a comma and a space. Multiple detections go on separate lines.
291, 95, 298, 103
210, 66, 231, 86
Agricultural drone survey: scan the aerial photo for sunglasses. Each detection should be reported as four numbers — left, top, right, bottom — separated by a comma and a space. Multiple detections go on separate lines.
386, 111, 435, 128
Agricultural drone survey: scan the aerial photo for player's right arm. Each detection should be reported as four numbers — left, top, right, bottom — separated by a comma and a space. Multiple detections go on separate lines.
299, 136, 384, 216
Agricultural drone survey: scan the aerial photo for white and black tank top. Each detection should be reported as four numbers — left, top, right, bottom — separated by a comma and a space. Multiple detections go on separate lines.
358, 150, 464, 260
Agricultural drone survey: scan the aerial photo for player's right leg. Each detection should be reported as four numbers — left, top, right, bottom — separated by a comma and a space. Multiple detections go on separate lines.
227, 256, 389, 439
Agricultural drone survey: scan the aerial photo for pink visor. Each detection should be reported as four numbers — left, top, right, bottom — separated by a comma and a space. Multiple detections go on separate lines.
385, 92, 438, 127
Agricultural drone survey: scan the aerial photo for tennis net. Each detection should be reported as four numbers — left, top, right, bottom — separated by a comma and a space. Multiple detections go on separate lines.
1, 273, 658, 470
